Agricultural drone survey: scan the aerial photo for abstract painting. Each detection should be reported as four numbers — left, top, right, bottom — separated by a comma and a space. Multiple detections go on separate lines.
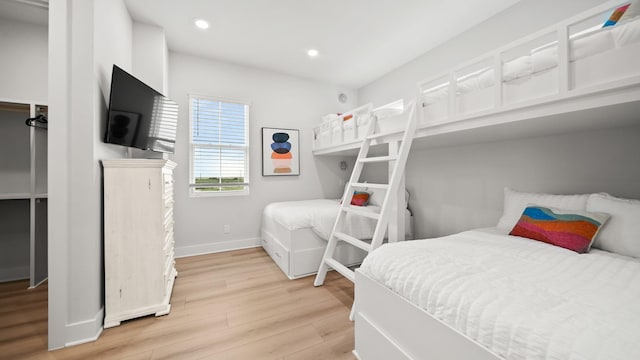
262, 127, 300, 176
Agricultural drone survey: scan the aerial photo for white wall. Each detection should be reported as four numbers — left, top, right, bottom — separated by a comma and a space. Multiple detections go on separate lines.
0, 17, 48, 103
169, 52, 357, 256
132, 22, 168, 95
48, 0, 132, 350
358, 0, 640, 238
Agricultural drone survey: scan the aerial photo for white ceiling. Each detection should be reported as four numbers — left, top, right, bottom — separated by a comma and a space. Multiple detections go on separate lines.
0, 0, 522, 89
124, 0, 521, 88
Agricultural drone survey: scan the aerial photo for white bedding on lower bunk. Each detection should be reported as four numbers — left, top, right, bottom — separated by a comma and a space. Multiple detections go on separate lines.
262, 198, 412, 240
360, 228, 640, 360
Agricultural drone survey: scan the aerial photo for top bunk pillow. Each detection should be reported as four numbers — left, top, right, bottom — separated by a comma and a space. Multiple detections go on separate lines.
619, 1, 640, 23
587, 193, 640, 258
496, 187, 590, 231
603, 3, 631, 27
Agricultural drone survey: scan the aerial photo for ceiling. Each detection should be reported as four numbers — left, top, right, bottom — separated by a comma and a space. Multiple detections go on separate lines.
124, 0, 521, 88
0, 0, 522, 89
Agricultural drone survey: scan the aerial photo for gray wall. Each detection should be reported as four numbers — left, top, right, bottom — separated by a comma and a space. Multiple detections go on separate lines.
358, 0, 640, 238
169, 52, 358, 256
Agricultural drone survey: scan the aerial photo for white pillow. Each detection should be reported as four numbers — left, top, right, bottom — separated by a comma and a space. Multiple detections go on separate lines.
586, 193, 640, 258
497, 187, 590, 231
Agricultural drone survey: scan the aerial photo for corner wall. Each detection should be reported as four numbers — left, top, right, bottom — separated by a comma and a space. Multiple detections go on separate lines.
169, 52, 357, 256
358, 0, 640, 238
48, 0, 132, 349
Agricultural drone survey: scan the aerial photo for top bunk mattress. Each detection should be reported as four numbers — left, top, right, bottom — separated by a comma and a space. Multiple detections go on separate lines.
359, 228, 640, 360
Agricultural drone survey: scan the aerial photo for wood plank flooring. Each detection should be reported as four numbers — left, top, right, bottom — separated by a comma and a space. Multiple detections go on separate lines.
0, 247, 357, 359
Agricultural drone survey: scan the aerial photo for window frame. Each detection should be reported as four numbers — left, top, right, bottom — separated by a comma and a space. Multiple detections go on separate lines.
188, 93, 251, 198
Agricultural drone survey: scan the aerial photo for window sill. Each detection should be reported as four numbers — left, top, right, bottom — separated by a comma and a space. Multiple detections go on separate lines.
189, 189, 250, 198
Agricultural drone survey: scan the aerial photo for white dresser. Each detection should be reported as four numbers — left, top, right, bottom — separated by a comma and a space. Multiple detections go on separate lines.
102, 159, 177, 328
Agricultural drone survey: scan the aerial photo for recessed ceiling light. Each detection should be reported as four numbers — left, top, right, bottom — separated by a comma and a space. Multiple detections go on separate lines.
307, 49, 319, 57
194, 18, 209, 30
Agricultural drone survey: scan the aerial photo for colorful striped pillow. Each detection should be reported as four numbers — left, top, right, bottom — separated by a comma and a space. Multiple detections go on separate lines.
509, 205, 609, 253
351, 191, 370, 206
603, 4, 631, 27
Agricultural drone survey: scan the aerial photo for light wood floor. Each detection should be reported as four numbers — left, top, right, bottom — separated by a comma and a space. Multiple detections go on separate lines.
0, 247, 357, 359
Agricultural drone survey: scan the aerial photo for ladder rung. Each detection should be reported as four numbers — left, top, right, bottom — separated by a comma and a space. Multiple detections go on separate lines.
351, 182, 389, 189
334, 232, 371, 252
342, 205, 380, 220
325, 258, 355, 282
359, 155, 398, 163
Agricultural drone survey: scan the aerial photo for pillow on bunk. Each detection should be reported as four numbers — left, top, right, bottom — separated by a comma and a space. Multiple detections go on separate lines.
611, 15, 640, 47
618, 1, 640, 24
350, 191, 371, 206
587, 193, 640, 258
603, 3, 631, 27
509, 205, 609, 253
497, 187, 590, 231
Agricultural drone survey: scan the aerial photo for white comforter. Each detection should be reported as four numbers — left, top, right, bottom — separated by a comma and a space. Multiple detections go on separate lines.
262, 199, 411, 240
360, 228, 640, 360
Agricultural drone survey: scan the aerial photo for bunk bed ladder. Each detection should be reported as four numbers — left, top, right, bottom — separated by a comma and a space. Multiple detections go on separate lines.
314, 100, 418, 286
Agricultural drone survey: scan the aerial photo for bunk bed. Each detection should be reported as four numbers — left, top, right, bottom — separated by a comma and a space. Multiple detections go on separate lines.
341, 1, 640, 359
312, 1, 640, 157
261, 192, 413, 279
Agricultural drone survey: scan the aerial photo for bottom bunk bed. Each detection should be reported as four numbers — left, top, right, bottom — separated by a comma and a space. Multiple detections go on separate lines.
354, 191, 640, 360
261, 198, 413, 279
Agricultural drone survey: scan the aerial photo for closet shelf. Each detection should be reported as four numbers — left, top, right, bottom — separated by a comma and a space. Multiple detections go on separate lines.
0, 193, 31, 200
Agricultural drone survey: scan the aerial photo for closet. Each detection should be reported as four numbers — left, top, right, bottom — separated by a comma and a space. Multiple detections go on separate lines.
0, 100, 48, 288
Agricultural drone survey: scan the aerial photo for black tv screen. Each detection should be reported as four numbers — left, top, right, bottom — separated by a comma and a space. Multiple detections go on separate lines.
104, 65, 178, 153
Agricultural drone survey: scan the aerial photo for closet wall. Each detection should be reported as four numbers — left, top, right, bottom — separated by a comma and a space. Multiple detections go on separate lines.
0, 16, 49, 285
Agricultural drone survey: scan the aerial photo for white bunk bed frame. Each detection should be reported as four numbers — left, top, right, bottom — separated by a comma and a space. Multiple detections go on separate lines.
338, 1, 640, 359
314, 0, 640, 158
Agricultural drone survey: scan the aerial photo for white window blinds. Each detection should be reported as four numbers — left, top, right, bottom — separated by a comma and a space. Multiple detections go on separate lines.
189, 95, 250, 195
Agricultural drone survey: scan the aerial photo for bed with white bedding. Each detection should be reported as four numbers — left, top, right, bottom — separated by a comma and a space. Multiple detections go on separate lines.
354, 188, 640, 360
261, 198, 413, 279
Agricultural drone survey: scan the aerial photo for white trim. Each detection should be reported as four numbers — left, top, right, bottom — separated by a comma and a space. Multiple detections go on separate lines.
174, 237, 261, 258
64, 307, 104, 348
28, 277, 48, 290
189, 188, 250, 198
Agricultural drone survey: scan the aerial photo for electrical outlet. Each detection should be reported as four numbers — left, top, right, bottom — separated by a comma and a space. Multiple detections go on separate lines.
224, 224, 230, 234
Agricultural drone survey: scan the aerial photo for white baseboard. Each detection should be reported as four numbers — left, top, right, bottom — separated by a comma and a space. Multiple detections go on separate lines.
65, 307, 104, 347
175, 237, 261, 258
0, 266, 29, 283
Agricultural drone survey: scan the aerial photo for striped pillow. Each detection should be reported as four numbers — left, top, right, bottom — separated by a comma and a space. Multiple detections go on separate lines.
509, 205, 609, 253
351, 191, 370, 206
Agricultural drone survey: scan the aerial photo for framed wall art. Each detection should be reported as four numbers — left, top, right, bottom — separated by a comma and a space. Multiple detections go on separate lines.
262, 127, 300, 176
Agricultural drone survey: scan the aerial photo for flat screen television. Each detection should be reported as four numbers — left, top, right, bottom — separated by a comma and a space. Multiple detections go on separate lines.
104, 65, 179, 153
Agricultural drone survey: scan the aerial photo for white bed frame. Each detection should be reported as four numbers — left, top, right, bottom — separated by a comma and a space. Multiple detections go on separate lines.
313, 0, 640, 157
261, 220, 367, 280
349, 1, 640, 359
354, 270, 501, 360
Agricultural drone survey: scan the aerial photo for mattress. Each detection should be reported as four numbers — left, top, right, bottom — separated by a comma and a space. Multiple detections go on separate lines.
360, 228, 640, 360
262, 199, 412, 241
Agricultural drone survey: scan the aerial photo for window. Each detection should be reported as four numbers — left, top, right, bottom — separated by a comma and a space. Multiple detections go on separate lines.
189, 95, 250, 196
